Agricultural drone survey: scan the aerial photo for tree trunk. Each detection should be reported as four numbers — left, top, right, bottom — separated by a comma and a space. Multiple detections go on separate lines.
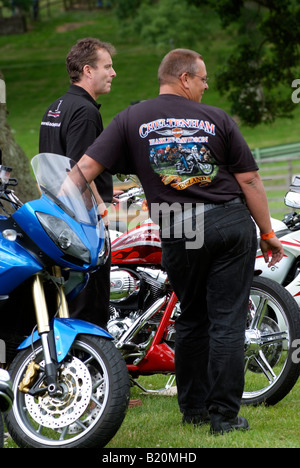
0, 73, 39, 208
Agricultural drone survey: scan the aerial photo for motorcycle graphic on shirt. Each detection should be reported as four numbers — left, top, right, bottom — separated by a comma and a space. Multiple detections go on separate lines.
144, 120, 218, 191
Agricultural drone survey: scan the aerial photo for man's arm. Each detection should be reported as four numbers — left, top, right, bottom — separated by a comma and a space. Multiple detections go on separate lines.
234, 170, 284, 267
78, 154, 105, 185
78, 154, 108, 223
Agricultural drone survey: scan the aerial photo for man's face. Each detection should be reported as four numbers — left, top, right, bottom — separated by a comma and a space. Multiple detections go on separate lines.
188, 58, 209, 103
90, 49, 116, 96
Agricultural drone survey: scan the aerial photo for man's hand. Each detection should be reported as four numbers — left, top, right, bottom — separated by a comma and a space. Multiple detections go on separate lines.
98, 202, 109, 227
260, 237, 284, 267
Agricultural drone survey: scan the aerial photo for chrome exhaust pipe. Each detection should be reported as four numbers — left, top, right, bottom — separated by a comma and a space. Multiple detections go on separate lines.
115, 296, 166, 349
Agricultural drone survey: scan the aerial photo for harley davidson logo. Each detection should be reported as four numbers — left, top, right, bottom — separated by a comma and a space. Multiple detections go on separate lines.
172, 128, 183, 138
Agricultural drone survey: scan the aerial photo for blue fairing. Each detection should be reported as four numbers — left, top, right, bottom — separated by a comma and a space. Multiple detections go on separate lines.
18, 318, 113, 363
0, 233, 42, 294
12, 196, 103, 271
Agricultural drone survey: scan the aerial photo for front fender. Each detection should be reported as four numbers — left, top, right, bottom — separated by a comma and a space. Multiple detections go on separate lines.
18, 318, 113, 363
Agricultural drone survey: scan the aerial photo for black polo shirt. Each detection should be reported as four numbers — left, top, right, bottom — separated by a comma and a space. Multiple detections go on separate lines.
39, 84, 113, 202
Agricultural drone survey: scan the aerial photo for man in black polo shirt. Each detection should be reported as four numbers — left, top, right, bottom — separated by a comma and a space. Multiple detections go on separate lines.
39, 37, 117, 329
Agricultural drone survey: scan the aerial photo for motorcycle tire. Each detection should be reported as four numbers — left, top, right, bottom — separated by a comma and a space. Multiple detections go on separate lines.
0, 413, 3, 448
5, 335, 130, 448
243, 276, 300, 406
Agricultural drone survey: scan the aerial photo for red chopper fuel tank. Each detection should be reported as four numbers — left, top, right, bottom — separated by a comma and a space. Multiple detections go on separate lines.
111, 223, 162, 265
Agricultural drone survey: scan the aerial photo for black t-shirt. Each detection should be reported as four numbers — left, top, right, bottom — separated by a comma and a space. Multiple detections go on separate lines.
86, 94, 258, 211
39, 84, 113, 202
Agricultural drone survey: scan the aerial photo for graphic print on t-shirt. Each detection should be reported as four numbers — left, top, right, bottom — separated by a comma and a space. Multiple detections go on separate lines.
139, 117, 219, 191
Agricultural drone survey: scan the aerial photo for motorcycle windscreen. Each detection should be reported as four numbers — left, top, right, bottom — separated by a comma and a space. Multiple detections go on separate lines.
31, 153, 99, 226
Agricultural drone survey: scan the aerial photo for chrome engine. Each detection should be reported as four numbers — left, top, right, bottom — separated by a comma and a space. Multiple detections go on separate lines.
110, 267, 168, 305
110, 268, 140, 302
108, 267, 171, 342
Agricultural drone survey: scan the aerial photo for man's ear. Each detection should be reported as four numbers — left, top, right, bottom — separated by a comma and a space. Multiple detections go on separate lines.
179, 72, 189, 89
82, 64, 93, 79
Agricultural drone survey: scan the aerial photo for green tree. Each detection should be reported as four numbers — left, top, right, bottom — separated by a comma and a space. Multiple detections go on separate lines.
112, 0, 300, 125
131, 0, 209, 49
188, 0, 300, 125
110, 0, 143, 19
1, 0, 33, 15
0, 74, 38, 205
112, 0, 209, 49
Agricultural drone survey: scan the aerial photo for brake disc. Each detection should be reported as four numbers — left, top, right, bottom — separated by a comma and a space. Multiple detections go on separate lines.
64, 365, 106, 434
24, 356, 92, 428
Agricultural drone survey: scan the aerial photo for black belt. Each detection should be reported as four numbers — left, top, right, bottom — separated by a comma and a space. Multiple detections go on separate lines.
204, 197, 244, 212
161, 198, 243, 230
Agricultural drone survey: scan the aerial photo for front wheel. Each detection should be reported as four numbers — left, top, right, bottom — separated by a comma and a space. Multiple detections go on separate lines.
0, 413, 3, 448
5, 335, 130, 448
243, 276, 300, 406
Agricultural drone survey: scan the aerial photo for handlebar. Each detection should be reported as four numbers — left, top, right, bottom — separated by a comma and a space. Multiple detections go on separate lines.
0, 165, 18, 189
0, 166, 22, 213
283, 212, 300, 231
114, 186, 144, 204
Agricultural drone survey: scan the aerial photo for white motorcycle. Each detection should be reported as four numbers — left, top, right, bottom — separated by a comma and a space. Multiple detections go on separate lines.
256, 175, 300, 302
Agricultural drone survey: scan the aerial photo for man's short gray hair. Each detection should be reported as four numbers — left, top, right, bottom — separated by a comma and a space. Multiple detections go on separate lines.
158, 48, 203, 85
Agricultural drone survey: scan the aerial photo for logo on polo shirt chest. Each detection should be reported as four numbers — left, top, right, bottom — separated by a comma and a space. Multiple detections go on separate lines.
47, 100, 63, 118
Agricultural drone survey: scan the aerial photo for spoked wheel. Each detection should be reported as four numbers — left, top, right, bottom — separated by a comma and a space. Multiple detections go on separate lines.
5, 335, 130, 448
243, 276, 300, 406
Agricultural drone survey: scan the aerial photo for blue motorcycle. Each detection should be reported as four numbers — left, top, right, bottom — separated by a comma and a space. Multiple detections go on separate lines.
0, 153, 130, 448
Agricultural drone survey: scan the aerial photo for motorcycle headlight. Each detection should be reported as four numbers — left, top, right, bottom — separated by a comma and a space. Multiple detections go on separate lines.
36, 212, 90, 264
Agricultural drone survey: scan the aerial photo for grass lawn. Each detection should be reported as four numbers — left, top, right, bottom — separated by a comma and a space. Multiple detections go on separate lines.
4, 374, 300, 448
104, 375, 300, 449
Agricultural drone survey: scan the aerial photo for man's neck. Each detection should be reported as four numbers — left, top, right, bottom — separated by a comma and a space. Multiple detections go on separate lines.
159, 84, 189, 100
73, 82, 98, 101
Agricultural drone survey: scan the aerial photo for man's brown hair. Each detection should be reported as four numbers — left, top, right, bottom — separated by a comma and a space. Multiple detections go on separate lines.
66, 37, 116, 83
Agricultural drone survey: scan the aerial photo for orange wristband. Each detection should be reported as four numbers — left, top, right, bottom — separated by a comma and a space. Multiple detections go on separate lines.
100, 209, 108, 218
260, 230, 275, 240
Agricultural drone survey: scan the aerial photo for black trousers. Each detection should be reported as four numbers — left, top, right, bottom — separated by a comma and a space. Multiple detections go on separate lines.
68, 255, 111, 330
161, 202, 257, 418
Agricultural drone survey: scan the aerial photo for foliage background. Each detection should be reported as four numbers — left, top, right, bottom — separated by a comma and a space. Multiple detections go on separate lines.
1, 2, 300, 159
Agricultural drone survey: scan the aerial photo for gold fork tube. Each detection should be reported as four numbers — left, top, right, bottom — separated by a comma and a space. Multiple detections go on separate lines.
52, 266, 70, 318
32, 274, 50, 334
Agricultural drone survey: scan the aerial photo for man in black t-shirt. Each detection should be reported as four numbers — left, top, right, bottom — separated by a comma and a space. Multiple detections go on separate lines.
77, 49, 284, 434
39, 38, 117, 329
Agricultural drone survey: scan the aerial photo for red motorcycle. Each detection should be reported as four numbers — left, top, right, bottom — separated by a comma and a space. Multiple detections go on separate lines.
108, 185, 300, 406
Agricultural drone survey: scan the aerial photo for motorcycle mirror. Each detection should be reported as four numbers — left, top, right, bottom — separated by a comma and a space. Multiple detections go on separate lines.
116, 174, 139, 184
290, 175, 300, 187
0, 166, 12, 184
116, 174, 129, 182
284, 190, 300, 209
